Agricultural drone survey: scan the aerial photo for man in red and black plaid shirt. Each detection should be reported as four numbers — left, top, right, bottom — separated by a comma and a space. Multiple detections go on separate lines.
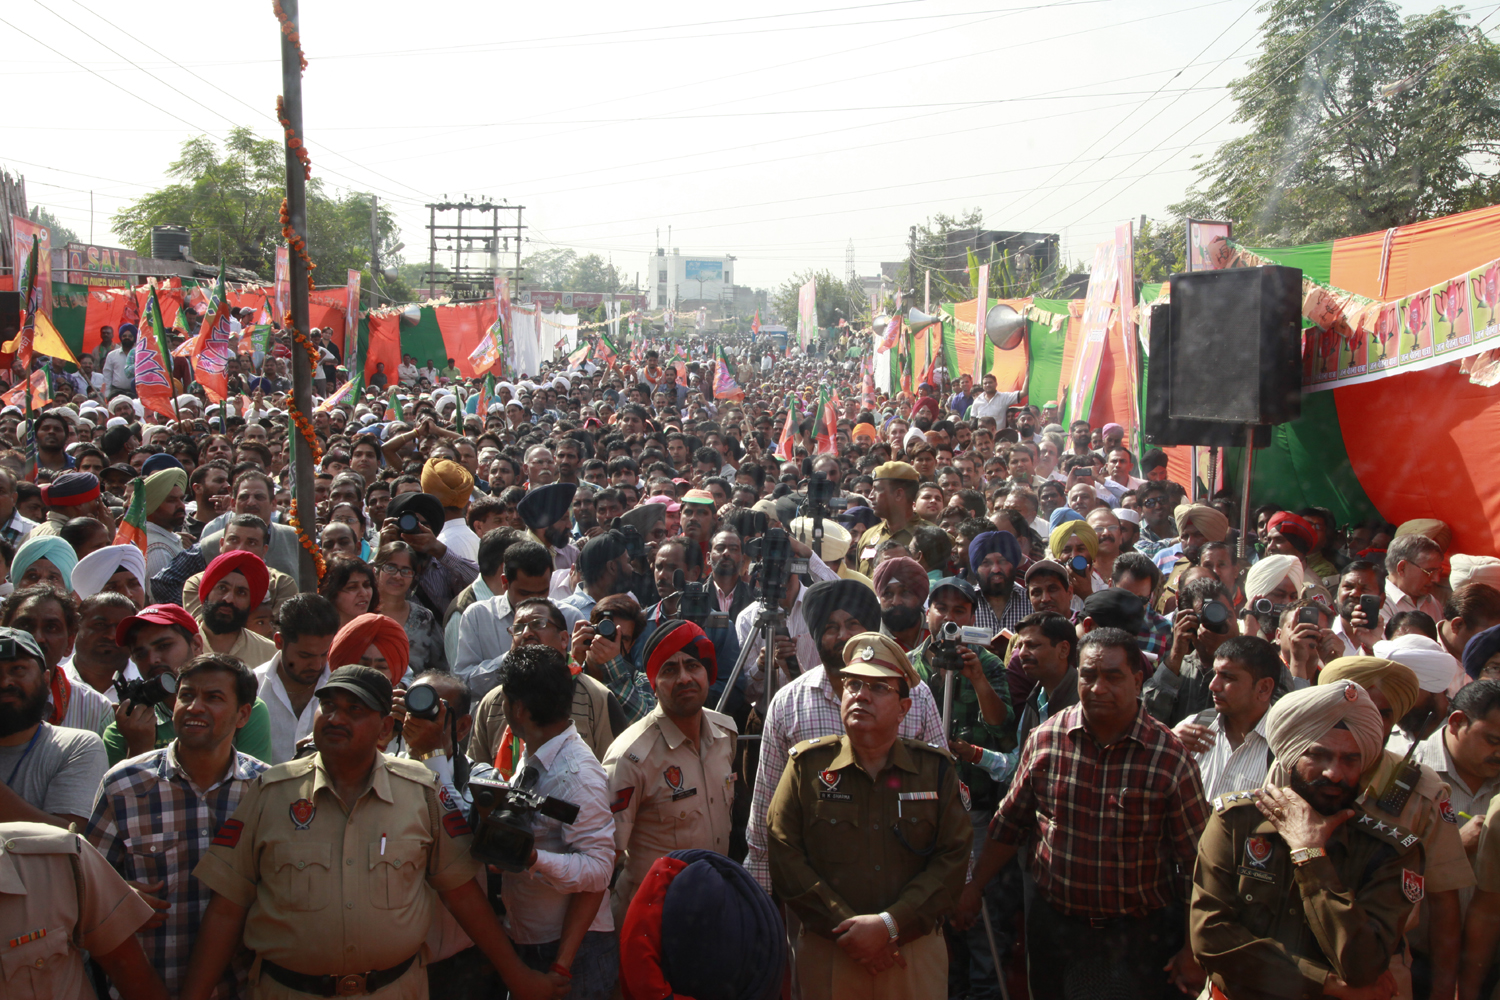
955, 627, 1210, 999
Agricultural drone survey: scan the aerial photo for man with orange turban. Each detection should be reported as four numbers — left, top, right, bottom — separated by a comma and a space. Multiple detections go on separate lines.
198, 550, 276, 665
328, 612, 411, 686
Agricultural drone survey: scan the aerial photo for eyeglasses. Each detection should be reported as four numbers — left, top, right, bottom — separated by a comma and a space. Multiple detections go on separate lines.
844, 677, 899, 697
377, 563, 415, 578
1141, 497, 1165, 508
509, 619, 558, 637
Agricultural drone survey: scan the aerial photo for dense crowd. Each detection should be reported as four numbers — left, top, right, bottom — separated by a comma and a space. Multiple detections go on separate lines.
3, 320, 1499, 1000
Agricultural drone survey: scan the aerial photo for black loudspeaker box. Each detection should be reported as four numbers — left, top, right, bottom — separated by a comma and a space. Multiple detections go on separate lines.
0, 292, 17, 348
1164, 265, 1303, 426
1145, 296, 1273, 449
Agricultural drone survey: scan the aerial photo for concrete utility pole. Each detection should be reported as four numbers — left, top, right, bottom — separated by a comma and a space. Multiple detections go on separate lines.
369, 195, 380, 310
278, 0, 317, 589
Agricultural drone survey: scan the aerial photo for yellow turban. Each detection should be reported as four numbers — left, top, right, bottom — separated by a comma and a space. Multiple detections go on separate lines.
142, 468, 188, 515
1395, 518, 1452, 553
1317, 656, 1421, 726
1264, 680, 1385, 786
420, 458, 474, 510
1173, 503, 1230, 543
1049, 519, 1099, 561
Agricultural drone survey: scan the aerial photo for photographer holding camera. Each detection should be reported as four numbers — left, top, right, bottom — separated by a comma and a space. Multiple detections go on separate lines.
490, 644, 618, 998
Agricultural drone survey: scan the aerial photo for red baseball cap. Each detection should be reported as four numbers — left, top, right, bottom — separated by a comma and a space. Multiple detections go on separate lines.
116, 604, 200, 647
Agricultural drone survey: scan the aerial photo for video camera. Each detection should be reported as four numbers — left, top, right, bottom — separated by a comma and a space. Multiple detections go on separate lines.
467, 776, 581, 872
116, 671, 178, 710
673, 570, 730, 631
928, 620, 994, 674
745, 527, 792, 605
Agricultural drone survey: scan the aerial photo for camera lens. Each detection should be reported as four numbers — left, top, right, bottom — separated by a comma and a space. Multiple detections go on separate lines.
398, 513, 421, 533
159, 672, 178, 695
406, 683, 440, 721
1070, 555, 1090, 573
595, 618, 617, 640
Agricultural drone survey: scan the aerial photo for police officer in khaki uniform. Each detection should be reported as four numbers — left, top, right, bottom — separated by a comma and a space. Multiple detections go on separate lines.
180, 665, 565, 1000
1318, 658, 1472, 1000
855, 463, 932, 577
768, 632, 970, 1000
603, 619, 736, 923
1192, 681, 1423, 1000
0, 820, 167, 1000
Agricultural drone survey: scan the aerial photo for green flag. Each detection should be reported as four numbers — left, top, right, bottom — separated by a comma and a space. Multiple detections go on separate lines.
389, 389, 404, 422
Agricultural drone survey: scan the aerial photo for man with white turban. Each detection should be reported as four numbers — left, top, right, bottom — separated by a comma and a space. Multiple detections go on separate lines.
1373, 634, 1459, 747
72, 543, 147, 607
1320, 656, 1472, 999
1192, 681, 1422, 1000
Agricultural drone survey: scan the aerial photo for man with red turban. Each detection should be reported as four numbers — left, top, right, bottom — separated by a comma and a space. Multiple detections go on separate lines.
328, 612, 411, 686
603, 620, 737, 924
197, 550, 276, 666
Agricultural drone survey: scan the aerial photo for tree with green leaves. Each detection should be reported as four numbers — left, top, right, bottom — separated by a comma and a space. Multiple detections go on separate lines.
111, 127, 404, 290
770, 269, 860, 329
1134, 217, 1186, 283
521, 247, 631, 292
29, 207, 77, 249
1174, 0, 1500, 245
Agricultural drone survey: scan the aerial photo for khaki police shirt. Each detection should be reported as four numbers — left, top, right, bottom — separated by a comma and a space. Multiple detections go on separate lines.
603, 706, 737, 906
1465, 786, 1500, 893
1361, 748, 1473, 903
0, 821, 154, 1000
767, 734, 971, 940
1191, 792, 1425, 1000
855, 516, 934, 578
193, 753, 480, 989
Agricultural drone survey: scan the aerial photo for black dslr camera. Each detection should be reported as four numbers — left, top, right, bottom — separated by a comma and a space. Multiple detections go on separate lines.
467, 776, 581, 872
116, 671, 178, 710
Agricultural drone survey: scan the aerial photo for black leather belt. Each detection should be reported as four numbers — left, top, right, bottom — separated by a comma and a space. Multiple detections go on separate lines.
262, 955, 416, 996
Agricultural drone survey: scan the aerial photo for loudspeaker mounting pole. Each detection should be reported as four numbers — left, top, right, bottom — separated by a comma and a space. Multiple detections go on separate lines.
1238, 424, 1256, 562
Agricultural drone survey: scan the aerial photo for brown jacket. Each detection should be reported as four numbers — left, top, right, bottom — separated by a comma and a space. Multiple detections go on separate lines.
1191, 791, 1425, 1000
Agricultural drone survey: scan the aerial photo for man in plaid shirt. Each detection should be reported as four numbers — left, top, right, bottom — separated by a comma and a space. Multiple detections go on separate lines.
955, 628, 1209, 999
86, 654, 269, 998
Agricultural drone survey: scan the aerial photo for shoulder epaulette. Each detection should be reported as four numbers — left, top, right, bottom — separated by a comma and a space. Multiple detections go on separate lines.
1351, 808, 1420, 851
0, 825, 82, 855
704, 707, 737, 735
259, 756, 317, 784
1212, 790, 1261, 814
384, 756, 438, 785
903, 737, 956, 760
788, 734, 841, 758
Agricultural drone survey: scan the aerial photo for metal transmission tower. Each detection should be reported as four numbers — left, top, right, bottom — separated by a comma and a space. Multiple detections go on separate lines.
423, 199, 526, 301
846, 238, 856, 286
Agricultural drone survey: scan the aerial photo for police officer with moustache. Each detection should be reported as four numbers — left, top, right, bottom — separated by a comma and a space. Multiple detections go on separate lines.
1191, 682, 1424, 1000
768, 632, 970, 1000
179, 665, 567, 1000
855, 463, 932, 578
603, 619, 737, 924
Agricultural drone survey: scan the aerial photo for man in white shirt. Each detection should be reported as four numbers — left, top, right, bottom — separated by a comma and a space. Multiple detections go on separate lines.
1172, 635, 1278, 799
1102, 445, 1146, 505
398, 353, 420, 386
102, 324, 136, 397
1383, 532, 1446, 624
252, 594, 338, 764
489, 643, 617, 995
966, 372, 1022, 423
455, 539, 581, 703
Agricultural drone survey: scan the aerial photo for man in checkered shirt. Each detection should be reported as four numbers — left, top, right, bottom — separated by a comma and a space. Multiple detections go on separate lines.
954, 627, 1209, 999
86, 654, 269, 998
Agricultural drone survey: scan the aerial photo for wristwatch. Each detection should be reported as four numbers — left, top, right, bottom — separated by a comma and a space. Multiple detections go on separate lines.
878, 911, 899, 942
414, 748, 447, 762
1289, 847, 1326, 866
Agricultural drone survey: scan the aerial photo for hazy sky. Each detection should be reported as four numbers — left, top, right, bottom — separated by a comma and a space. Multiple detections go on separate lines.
1, 0, 1480, 292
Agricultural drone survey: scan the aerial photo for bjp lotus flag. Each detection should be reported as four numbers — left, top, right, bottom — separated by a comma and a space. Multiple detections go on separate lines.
135, 284, 178, 419
777, 396, 798, 458
813, 385, 836, 455
3, 368, 52, 411
113, 476, 149, 557
190, 263, 236, 402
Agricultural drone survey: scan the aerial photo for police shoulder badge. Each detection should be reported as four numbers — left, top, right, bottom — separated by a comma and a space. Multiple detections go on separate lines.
1244, 836, 1272, 869
664, 766, 683, 791
817, 768, 851, 802
1403, 869, 1425, 903
289, 798, 316, 830
1440, 798, 1459, 824
958, 779, 971, 811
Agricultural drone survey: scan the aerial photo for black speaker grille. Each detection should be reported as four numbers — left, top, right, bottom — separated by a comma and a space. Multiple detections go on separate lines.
1169, 270, 1264, 423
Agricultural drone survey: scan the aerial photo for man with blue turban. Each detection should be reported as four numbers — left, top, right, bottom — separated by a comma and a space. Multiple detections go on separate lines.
967, 530, 1031, 634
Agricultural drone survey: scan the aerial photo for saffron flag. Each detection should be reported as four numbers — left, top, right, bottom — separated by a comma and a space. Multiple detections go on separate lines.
713, 344, 743, 402
4, 237, 38, 367
189, 262, 235, 402
469, 315, 503, 375
599, 331, 622, 366
751, 310, 761, 336
812, 386, 836, 455
315, 376, 360, 413
136, 284, 178, 418
777, 395, 798, 458
3, 368, 52, 411
113, 475, 149, 557
567, 341, 591, 368
28, 311, 79, 367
